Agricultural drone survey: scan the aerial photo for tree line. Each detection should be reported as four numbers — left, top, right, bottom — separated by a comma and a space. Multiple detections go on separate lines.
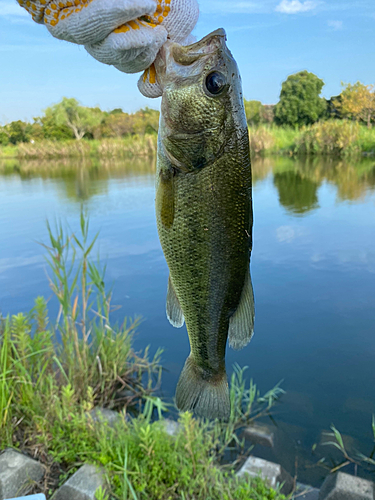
0, 98, 160, 145
1, 73, 374, 146
245, 72, 375, 128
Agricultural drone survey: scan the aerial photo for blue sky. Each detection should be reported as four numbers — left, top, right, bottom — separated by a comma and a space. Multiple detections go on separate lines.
0, 0, 374, 123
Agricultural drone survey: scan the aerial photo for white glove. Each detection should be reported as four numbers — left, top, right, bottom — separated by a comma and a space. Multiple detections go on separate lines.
18, 0, 199, 97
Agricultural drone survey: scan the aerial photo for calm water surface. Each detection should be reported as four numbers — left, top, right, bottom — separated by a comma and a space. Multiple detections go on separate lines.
0, 155, 374, 485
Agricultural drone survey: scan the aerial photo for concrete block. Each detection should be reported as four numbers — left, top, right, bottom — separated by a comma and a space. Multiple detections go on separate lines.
295, 482, 320, 499
236, 456, 294, 494
88, 407, 122, 427
242, 423, 275, 448
161, 419, 181, 437
319, 472, 374, 500
52, 464, 106, 500
0, 449, 45, 499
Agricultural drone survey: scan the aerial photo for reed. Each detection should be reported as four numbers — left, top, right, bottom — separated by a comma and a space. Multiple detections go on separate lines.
2, 124, 374, 160
0, 212, 162, 445
0, 135, 158, 160
249, 122, 375, 157
295, 120, 361, 156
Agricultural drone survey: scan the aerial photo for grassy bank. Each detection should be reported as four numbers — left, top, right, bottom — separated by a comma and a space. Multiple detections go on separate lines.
1, 121, 374, 160
0, 216, 285, 499
0, 135, 157, 160
250, 122, 375, 157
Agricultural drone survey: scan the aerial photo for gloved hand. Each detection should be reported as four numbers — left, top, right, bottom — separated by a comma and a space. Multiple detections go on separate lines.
18, 0, 199, 97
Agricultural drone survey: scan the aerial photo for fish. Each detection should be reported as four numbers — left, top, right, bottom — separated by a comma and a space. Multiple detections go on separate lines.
154, 29, 254, 420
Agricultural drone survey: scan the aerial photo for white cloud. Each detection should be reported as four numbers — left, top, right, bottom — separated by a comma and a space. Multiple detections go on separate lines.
276, 226, 296, 243
0, 1, 28, 16
327, 20, 343, 30
276, 225, 308, 243
275, 0, 317, 14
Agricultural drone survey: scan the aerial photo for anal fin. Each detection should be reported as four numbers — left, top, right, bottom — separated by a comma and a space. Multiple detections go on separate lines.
166, 276, 184, 328
228, 268, 255, 350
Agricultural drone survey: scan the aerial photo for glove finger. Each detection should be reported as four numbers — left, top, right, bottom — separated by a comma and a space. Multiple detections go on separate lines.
85, 21, 167, 73
138, 64, 162, 98
17, 0, 45, 23
147, 0, 199, 43
44, 0, 157, 44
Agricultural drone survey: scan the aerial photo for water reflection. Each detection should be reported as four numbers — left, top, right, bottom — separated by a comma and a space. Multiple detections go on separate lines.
1, 155, 374, 204
273, 171, 319, 215
252, 156, 375, 202
0, 157, 156, 202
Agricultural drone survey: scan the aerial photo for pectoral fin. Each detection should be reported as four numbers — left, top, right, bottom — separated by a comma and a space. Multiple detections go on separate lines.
228, 269, 255, 350
166, 276, 184, 328
156, 168, 175, 229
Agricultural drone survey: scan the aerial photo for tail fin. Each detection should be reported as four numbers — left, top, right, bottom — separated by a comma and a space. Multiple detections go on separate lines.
175, 356, 230, 420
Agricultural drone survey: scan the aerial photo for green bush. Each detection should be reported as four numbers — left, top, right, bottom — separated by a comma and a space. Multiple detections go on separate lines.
296, 120, 360, 156
358, 125, 375, 153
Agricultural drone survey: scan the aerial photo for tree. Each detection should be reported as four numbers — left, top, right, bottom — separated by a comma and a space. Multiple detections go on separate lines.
100, 108, 159, 138
0, 120, 31, 144
274, 71, 327, 127
132, 107, 160, 135
44, 98, 103, 140
0, 127, 9, 145
335, 82, 375, 128
102, 112, 134, 138
261, 105, 275, 124
244, 100, 275, 126
244, 100, 262, 126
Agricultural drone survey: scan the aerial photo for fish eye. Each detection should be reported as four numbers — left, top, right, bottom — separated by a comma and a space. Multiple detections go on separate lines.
205, 71, 227, 96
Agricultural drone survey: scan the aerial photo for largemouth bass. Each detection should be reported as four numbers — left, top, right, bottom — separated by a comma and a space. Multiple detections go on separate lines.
155, 29, 254, 420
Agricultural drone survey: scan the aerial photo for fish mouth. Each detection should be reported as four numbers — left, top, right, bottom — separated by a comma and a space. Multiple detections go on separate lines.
155, 29, 228, 84
171, 29, 227, 66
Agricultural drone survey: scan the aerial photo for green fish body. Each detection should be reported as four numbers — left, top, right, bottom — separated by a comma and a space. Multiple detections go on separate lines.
154, 29, 254, 420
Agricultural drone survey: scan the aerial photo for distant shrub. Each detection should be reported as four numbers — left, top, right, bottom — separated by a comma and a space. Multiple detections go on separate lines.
296, 120, 361, 156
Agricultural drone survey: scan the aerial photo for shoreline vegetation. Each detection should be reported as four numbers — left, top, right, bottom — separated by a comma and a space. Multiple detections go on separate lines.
1, 73, 374, 160
0, 216, 286, 499
0, 122, 374, 160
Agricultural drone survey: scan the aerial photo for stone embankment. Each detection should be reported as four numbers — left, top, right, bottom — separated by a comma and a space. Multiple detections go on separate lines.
0, 409, 374, 500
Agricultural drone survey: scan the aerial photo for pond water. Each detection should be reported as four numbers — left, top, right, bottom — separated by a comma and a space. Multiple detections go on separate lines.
0, 155, 374, 485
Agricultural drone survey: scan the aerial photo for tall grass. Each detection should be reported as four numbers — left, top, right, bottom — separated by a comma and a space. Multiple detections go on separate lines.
358, 126, 375, 153
2, 123, 374, 160
0, 135, 157, 160
0, 213, 161, 446
296, 121, 361, 156
319, 420, 375, 476
249, 125, 302, 155
249, 122, 375, 157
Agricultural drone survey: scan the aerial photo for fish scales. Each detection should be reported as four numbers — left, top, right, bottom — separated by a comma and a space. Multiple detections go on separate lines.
155, 29, 254, 420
